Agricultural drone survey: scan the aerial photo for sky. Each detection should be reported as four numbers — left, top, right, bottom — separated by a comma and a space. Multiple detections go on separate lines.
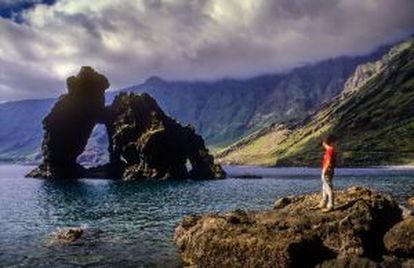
0, 0, 414, 101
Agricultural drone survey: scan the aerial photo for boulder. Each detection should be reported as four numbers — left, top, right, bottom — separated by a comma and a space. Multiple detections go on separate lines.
384, 216, 414, 257
53, 227, 84, 243
174, 187, 404, 267
47, 227, 105, 252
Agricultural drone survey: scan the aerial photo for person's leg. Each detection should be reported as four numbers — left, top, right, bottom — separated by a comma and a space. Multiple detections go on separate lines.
325, 176, 334, 209
319, 172, 328, 208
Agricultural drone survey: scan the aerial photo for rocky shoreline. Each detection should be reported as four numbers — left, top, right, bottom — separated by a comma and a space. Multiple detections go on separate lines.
174, 187, 414, 267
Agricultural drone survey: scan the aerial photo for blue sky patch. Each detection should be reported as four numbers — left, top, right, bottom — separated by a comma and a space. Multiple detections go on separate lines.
0, 0, 55, 19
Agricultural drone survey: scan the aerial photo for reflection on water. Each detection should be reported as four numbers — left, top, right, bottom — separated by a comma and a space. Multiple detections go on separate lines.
0, 164, 414, 267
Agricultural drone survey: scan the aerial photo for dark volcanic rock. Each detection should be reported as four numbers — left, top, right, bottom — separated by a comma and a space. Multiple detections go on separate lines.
106, 92, 225, 180
27, 67, 109, 179
27, 67, 225, 180
174, 187, 409, 267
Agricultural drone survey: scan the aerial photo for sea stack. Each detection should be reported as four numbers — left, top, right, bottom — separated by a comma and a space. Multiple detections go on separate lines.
27, 66, 109, 179
106, 92, 226, 180
27, 67, 225, 180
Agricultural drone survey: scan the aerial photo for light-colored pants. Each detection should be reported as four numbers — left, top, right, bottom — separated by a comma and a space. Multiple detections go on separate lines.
321, 172, 334, 208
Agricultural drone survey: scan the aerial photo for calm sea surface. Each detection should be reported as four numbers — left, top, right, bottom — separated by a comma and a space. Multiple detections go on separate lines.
1, 164, 414, 267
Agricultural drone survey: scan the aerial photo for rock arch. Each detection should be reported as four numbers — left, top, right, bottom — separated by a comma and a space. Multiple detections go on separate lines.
27, 67, 225, 180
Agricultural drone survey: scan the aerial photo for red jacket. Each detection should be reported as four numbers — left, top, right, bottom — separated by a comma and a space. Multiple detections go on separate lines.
323, 146, 336, 171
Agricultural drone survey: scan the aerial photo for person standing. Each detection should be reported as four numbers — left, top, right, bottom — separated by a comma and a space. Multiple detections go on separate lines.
318, 135, 336, 212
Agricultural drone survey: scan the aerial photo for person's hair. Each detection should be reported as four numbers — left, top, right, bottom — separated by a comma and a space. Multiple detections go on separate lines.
323, 135, 336, 146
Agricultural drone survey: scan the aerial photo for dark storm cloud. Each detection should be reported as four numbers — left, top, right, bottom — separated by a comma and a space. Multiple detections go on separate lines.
0, 0, 414, 101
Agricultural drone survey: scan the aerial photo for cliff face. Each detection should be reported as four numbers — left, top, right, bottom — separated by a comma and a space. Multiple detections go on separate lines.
343, 41, 412, 94
175, 187, 413, 267
27, 67, 225, 180
217, 39, 414, 166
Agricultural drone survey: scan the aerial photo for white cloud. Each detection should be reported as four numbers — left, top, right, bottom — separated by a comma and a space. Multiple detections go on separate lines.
0, 0, 413, 101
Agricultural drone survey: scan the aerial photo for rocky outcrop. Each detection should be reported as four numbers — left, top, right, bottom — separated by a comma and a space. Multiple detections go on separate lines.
342, 39, 412, 95
105, 92, 226, 180
27, 67, 225, 180
27, 67, 109, 179
47, 227, 105, 250
174, 187, 412, 267
52, 227, 84, 243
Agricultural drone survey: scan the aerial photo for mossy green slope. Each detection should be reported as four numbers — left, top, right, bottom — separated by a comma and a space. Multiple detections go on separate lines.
218, 40, 414, 166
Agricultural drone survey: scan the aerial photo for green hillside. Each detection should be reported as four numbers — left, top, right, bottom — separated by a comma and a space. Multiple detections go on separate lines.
217, 40, 414, 167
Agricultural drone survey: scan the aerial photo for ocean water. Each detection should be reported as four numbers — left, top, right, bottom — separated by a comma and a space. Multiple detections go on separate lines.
1, 164, 414, 267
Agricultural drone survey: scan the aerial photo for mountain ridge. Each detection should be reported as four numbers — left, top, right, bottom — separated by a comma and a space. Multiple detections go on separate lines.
0, 46, 389, 163
217, 39, 414, 166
